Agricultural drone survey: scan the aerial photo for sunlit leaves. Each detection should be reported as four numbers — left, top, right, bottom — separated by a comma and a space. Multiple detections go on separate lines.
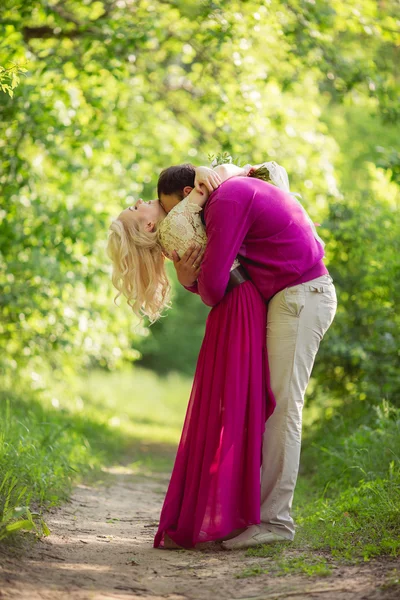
0, 0, 398, 400
0, 63, 27, 96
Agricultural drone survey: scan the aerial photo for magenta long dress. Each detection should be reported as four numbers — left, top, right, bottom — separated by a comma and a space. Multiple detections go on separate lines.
154, 280, 275, 549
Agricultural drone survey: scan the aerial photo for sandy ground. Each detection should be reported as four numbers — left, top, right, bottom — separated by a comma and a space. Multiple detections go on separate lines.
0, 467, 399, 600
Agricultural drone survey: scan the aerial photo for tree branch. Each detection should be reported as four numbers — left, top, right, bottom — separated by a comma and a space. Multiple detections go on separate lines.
22, 25, 97, 41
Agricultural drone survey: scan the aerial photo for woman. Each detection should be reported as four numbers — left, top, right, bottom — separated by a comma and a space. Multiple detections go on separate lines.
107, 162, 277, 549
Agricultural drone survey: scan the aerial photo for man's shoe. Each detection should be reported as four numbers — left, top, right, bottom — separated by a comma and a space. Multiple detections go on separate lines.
221, 524, 291, 550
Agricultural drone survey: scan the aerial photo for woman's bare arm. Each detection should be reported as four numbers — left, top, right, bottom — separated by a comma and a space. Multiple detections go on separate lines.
184, 184, 210, 208
213, 163, 248, 181
190, 163, 252, 208
194, 164, 249, 195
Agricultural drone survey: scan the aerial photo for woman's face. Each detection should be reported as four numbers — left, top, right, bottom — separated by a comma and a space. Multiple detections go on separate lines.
119, 198, 166, 230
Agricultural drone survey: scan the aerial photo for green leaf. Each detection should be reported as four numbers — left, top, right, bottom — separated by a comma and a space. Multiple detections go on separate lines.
5, 519, 35, 533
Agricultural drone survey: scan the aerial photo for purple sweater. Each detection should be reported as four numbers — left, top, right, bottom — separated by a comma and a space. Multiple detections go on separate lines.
188, 177, 328, 307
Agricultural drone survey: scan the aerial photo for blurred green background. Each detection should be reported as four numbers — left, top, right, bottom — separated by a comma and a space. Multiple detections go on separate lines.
0, 0, 399, 558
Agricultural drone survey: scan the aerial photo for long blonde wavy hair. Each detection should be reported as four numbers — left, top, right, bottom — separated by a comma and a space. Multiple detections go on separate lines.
106, 215, 171, 323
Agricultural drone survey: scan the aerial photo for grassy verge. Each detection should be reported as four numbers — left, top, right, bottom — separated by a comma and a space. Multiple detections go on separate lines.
295, 400, 400, 560
0, 367, 189, 541
236, 399, 400, 579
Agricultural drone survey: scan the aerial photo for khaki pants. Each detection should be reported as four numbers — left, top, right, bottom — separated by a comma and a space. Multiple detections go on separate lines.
261, 274, 337, 539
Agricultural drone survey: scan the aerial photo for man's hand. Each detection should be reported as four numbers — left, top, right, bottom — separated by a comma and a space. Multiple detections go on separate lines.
194, 166, 222, 194
172, 245, 204, 287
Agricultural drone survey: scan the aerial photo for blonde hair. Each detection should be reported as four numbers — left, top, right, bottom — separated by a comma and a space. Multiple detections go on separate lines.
107, 216, 171, 323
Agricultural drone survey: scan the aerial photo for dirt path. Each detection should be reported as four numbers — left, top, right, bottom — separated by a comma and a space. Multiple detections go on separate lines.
0, 468, 398, 600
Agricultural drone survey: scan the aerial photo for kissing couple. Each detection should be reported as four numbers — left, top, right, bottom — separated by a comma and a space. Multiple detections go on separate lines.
107, 159, 337, 550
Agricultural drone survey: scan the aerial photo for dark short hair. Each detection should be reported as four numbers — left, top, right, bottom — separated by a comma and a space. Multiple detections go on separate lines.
157, 163, 196, 198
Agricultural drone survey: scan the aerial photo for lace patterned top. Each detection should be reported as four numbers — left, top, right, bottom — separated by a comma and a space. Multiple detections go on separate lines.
158, 197, 240, 271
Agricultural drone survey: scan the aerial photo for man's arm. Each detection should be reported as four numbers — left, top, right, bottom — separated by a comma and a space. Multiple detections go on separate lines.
196, 180, 254, 306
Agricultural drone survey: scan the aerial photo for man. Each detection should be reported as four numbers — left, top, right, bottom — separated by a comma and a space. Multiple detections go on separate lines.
157, 163, 337, 549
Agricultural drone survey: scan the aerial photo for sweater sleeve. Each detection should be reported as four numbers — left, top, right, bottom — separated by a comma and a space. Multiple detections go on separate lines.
183, 281, 199, 295
196, 181, 254, 306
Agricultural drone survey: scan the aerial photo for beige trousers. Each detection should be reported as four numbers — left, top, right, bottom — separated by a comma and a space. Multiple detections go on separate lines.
260, 274, 337, 539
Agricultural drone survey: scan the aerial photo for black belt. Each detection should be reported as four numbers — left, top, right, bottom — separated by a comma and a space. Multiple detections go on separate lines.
225, 265, 250, 293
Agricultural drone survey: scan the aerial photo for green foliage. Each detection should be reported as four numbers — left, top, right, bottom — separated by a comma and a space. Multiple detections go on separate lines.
303, 400, 400, 488
208, 152, 235, 166
0, 390, 99, 540
2, 0, 398, 389
138, 266, 209, 376
314, 151, 400, 406
0, 62, 26, 97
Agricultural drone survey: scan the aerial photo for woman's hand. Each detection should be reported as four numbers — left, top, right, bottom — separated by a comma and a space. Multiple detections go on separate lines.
243, 163, 255, 176
172, 245, 204, 287
194, 166, 222, 194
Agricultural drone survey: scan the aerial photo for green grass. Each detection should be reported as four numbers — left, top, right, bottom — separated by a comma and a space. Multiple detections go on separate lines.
292, 474, 400, 561
236, 400, 400, 579
236, 553, 332, 579
0, 367, 191, 541
237, 540, 333, 580
293, 400, 400, 562
39, 366, 191, 446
